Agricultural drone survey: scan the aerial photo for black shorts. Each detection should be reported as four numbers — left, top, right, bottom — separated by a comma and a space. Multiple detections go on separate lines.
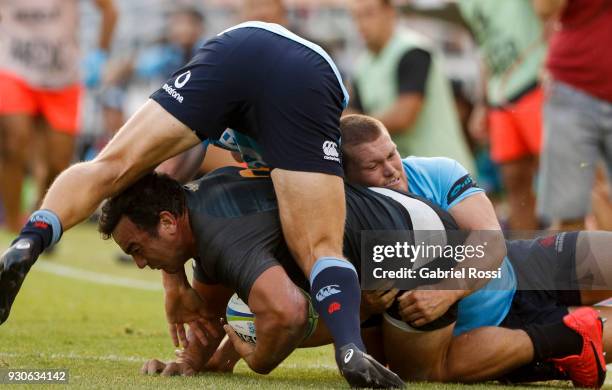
150, 24, 346, 177
501, 232, 581, 383
501, 232, 581, 330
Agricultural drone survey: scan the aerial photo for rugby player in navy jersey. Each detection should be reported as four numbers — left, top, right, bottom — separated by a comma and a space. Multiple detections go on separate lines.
0, 22, 396, 387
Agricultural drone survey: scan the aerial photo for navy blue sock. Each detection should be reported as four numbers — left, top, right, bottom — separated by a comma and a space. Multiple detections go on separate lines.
310, 257, 365, 360
13, 210, 63, 255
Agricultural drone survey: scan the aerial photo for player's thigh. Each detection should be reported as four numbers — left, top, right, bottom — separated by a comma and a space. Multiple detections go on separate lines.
95, 99, 201, 187
382, 316, 453, 381
537, 84, 600, 220
271, 169, 346, 271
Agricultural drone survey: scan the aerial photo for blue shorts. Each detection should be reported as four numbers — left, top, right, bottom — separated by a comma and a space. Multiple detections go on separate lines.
150, 22, 347, 176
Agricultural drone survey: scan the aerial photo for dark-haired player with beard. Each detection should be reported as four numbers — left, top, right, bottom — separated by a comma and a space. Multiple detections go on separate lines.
0, 21, 399, 388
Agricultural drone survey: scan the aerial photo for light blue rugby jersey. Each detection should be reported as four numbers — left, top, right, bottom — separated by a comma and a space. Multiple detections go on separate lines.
402, 156, 516, 335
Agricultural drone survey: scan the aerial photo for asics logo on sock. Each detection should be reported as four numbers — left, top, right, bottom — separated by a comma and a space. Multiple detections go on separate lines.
344, 349, 354, 364
15, 241, 31, 250
322, 141, 340, 163
316, 284, 341, 301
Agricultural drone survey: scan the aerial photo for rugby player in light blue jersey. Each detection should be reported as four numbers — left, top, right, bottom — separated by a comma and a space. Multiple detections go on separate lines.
340, 114, 608, 388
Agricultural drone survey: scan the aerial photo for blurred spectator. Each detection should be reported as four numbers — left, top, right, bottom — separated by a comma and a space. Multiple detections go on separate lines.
347, 0, 475, 174
101, 6, 241, 182
590, 166, 612, 231
0, 0, 118, 232
535, 0, 612, 230
458, 0, 546, 231
241, 0, 288, 26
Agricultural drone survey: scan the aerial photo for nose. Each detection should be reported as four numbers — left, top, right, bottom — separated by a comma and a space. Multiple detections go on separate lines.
382, 161, 395, 177
133, 256, 147, 269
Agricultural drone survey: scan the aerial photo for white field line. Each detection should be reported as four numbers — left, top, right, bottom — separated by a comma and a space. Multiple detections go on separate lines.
0, 351, 146, 363
0, 352, 337, 370
35, 262, 162, 291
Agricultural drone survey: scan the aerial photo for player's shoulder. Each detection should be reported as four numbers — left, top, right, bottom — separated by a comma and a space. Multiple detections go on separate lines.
402, 156, 463, 176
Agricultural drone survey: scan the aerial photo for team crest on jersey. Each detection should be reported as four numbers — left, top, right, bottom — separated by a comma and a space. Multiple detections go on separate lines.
322, 141, 340, 163
184, 182, 200, 192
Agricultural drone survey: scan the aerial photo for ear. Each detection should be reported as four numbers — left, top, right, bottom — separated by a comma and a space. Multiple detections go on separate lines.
158, 211, 178, 234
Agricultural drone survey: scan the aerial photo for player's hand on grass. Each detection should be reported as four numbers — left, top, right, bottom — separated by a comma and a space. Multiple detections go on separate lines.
140, 357, 197, 376
223, 324, 256, 367
397, 289, 464, 327
165, 284, 221, 348
361, 288, 399, 319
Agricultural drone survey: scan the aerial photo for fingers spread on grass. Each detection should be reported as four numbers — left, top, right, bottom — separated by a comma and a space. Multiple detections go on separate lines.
161, 362, 181, 376
141, 359, 165, 375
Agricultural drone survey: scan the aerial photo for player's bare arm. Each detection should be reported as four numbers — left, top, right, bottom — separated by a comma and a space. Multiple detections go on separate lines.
224, 266, 310, 374
42, 100, 200, 230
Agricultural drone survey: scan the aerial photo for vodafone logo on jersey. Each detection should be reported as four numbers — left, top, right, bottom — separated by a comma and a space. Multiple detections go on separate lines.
174, 70, 191, 88
162, 70, 191, 104
322, 141, 340, 163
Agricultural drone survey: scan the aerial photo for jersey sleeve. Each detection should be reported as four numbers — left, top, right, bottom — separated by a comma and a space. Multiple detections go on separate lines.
397, 49, 431, 95
438, 158, 483, 209
414, 157, 483, 210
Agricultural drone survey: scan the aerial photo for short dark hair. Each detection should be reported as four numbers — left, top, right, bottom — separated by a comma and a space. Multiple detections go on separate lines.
98, 173, 186, 240
340, 114, 386, 152
170, 6, 205, 25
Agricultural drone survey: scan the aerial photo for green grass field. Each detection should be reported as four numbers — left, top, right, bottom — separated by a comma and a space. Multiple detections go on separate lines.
0, 224, 605, 389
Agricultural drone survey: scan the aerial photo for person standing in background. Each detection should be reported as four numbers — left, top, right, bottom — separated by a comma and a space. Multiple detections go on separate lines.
535, 0, 612, 231
0, 0, 118, 232
458, 0, 546, 231
241, 0, 288, 26
348, 0, 475, 175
